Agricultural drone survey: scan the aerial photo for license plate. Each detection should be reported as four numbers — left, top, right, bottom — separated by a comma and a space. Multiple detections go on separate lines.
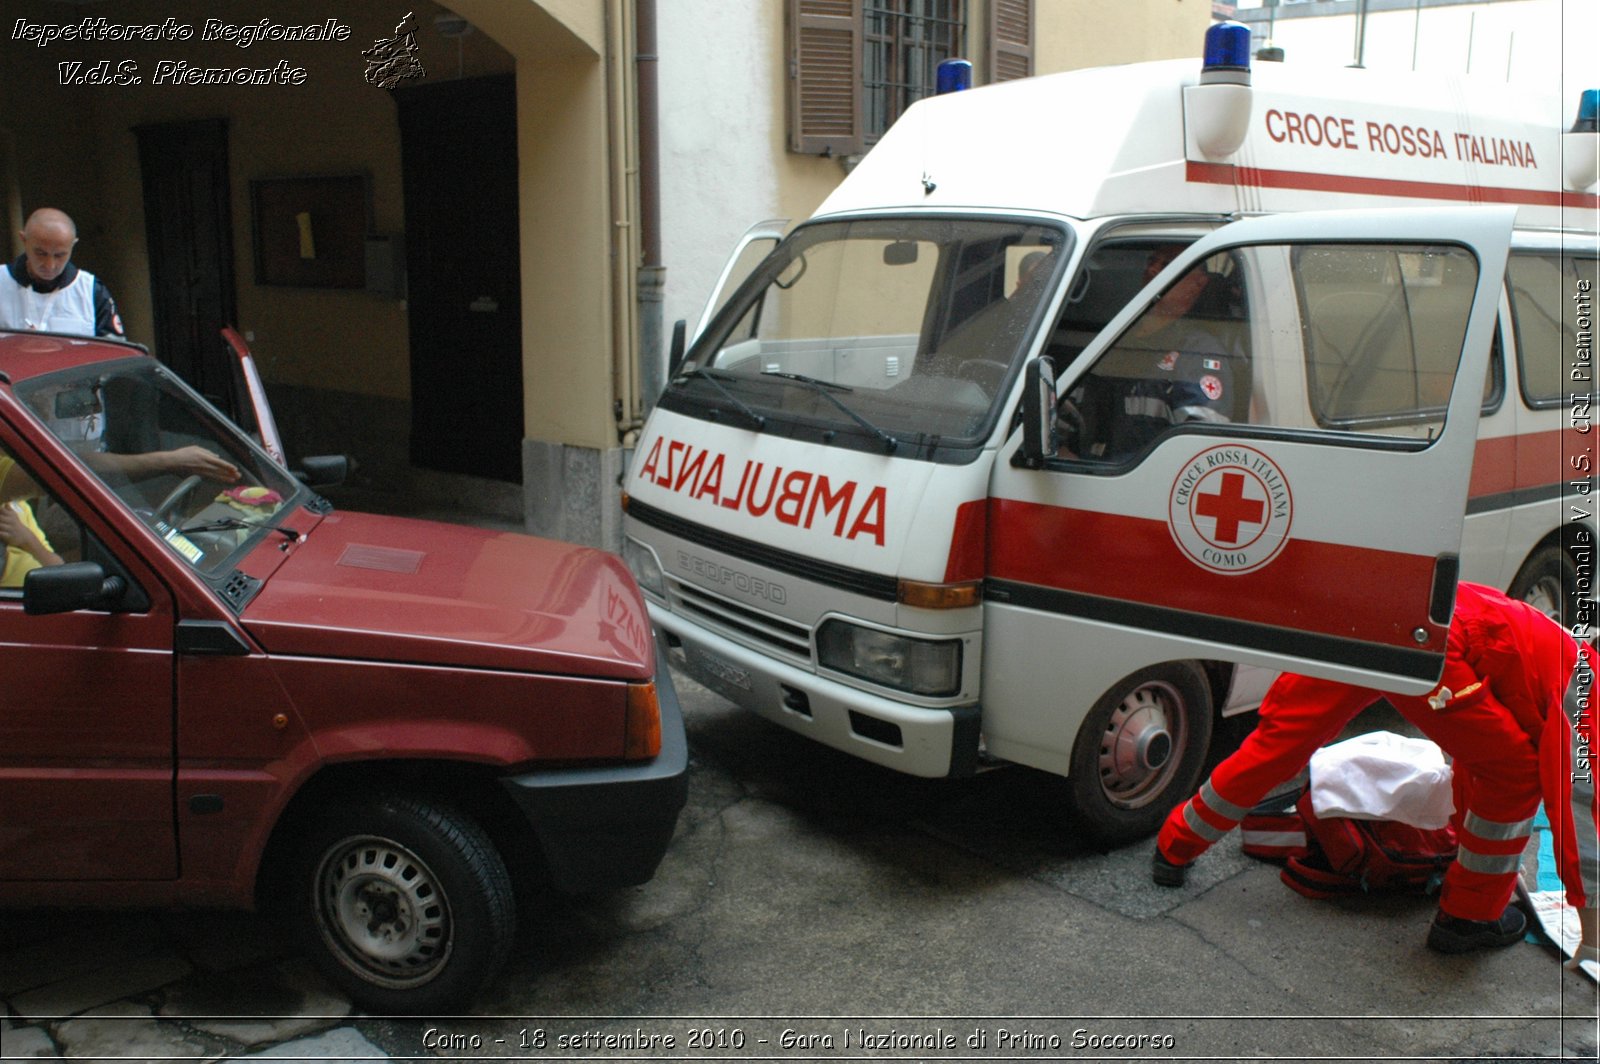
690, 647, 752, 692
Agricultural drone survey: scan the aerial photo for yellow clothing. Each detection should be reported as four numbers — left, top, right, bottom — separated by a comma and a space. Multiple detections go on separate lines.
2, 500, 52, 588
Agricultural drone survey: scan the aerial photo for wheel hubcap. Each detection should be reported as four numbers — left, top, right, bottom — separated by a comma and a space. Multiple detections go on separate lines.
1523, 576, 1564, 624
1098, 681, 1186, 809
313, 836, 452, 989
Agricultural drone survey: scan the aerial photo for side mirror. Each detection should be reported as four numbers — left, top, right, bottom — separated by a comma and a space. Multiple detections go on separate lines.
292, 454, 348, 488
1017, 356, 1058, 468
24, 562, 127, 616
667, 319, 688, 379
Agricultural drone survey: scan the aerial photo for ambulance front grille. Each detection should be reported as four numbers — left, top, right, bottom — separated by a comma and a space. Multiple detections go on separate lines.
668, 578, 813, 662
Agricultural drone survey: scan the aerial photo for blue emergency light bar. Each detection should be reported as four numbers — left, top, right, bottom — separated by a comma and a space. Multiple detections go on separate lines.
1202, 21, 1252, 75
936, 58, 972, 95
1574, 89, 1600, 134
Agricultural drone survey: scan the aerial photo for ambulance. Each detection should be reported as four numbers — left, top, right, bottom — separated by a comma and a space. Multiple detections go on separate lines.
623, 24, 1600, 842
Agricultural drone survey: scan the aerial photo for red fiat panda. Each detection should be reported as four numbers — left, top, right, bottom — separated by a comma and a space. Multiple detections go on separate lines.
0, 331, 688, 1014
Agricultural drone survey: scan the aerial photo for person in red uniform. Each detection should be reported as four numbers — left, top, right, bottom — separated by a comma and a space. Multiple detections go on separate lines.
1153, 582, 1598, 962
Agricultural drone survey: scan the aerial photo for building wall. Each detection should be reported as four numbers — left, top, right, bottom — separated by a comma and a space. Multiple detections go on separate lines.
657, 0, 1215, 343
0, 0, 626, 535
1236, 0, 1594, 103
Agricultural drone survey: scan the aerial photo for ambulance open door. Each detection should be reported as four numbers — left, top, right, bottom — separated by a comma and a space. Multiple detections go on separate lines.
691, 218, 788, 344
987, 207, 1514, 727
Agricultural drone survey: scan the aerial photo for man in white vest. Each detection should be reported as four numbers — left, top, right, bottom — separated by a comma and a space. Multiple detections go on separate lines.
0, 208, 125, 337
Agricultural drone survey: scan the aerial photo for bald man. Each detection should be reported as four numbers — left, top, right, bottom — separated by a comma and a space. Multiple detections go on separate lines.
0, 208, 125, 337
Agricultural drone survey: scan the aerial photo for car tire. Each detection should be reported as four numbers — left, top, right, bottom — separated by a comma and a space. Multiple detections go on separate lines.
1065, 662, 1214, 846
1508, 545, 1580, 630
291, 793, 515, 1015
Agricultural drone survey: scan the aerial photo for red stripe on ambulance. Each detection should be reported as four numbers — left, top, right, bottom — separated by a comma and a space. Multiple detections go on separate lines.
1187, 160, 1600, 210
988, 498, 1445, 650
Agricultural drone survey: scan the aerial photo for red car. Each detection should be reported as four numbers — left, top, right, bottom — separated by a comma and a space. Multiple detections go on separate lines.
0, 331, 687, 1014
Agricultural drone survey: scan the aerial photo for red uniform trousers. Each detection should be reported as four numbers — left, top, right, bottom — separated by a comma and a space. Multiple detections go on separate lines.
1158, 585, 1597, 922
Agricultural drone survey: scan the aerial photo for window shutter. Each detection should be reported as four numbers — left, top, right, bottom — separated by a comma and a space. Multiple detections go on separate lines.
789, 0, 864, 156
988, 0, 1033, 82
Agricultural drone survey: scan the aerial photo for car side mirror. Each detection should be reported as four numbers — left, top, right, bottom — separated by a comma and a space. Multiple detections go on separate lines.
1017, 356, 1058, 468
292, 454, 348, 488
23, 562, 127, 616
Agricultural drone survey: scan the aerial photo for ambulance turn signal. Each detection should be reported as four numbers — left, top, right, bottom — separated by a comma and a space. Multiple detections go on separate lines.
898, 578, 982, 610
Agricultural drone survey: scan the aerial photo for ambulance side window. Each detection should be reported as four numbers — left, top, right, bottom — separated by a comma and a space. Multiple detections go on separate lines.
1056, 247, 1250, 461
1055, 241, 1484, 464
1299, 244, 1480, 433
1508, 251, 1599, 409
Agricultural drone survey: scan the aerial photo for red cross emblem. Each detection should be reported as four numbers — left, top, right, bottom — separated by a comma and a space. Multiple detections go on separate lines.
1168, 445, 1294, 575
1194, 471, 1265, 545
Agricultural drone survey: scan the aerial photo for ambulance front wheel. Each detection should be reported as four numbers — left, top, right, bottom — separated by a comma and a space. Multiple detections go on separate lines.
1065, 662, 1214, 846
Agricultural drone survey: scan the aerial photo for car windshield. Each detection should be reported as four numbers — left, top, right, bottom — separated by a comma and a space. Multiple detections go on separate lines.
665, 217, 1067, 459
16, 357, 303, 576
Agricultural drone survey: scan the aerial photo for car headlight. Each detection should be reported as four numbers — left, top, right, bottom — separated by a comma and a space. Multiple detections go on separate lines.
816, 620, 961, 697
622, 538, 665, 599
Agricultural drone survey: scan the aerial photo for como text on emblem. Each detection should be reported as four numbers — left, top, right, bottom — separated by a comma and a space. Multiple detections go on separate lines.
1168, 445, 1293, 575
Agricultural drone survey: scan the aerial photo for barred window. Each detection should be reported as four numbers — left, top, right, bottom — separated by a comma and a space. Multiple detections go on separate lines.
863, 1, 966, 144
789, 0, 1032, 157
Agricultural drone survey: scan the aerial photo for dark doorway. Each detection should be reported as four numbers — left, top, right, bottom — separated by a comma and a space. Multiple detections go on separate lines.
395, 74, 524, 482
134, 119, 239, 414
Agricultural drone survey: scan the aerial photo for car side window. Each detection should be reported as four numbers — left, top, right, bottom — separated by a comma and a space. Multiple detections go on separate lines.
1054, 241, 1483, 465
1056, 245, 1251, 461
0, 451, 80, 597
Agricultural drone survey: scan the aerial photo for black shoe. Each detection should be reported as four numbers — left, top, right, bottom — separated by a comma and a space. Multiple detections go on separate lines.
1151, 851, 1190, 887
1425, 906, 1528, 954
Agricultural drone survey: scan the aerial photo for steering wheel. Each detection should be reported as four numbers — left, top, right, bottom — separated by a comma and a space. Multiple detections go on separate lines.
956, 359, 1009, 394
154, 475, 204, 523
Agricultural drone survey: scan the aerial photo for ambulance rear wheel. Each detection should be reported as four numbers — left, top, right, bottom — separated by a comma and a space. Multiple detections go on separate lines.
1066, 662, 1213, 846
1508, 546, 1579, 630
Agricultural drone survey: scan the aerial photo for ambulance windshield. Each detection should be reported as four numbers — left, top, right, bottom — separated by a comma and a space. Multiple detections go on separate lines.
667, 218, 1067, 459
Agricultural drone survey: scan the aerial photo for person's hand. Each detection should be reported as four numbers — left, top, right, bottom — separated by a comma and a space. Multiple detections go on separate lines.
0, 505, 31, 548
162, 446, 240, 483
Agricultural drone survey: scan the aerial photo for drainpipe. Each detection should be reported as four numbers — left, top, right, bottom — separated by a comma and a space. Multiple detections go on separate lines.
635, 0, 666, 419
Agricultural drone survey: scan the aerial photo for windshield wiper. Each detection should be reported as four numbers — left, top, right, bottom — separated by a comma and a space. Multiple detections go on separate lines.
674, 367, 766, 430
181, 516, 299, 542
762, 370, 899, 453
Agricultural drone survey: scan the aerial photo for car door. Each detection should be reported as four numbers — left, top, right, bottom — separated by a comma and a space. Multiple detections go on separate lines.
983, 207, 1513, 764
0, 435, 177, 882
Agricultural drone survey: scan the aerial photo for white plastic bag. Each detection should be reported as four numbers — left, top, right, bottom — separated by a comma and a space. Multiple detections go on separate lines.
1309, 730, 1454, 829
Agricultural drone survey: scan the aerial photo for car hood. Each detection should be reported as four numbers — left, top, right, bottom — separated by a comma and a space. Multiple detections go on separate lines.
240, 511, 654, 680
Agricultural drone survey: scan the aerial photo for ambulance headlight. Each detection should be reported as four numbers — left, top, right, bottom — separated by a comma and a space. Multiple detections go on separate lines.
622, 538, 666, 599
816, 621, 962, 696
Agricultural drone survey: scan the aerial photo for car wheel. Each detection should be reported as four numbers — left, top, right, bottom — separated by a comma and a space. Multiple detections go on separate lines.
1508, 545, 1579, 629
1066, 662, 1213, 846
291, 793, 515, 1014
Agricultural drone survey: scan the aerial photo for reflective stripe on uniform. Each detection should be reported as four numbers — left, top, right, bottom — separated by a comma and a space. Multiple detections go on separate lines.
1462, 811, 1534, 842
1122, 395, 1172, 419
1567, 660, 1600, 902
1240, 829, 1305, 849
1455, 846, 1524, 876
1184, 801, 1230, 842
1200, 780, 1249, 822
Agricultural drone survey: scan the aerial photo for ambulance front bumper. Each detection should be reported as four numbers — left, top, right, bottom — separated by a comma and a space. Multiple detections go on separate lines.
648, 603, 980, 778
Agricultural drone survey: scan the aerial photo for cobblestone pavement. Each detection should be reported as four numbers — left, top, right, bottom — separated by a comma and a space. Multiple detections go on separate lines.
2, 678, 1598, 1061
